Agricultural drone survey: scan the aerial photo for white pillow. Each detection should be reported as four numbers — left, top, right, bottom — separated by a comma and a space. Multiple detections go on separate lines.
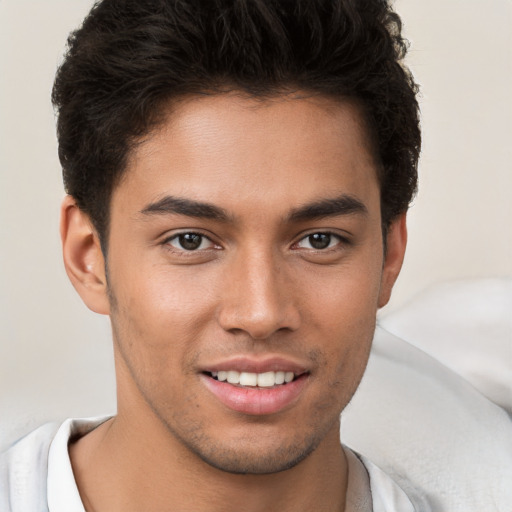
380, 278, 512, 412
342, 325, 512, 511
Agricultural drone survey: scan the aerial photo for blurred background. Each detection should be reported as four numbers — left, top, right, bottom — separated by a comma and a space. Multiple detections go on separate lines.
1, 0, 511, 449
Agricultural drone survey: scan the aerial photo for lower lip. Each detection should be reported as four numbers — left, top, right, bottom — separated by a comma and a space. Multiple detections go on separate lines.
200, 374, 309, 415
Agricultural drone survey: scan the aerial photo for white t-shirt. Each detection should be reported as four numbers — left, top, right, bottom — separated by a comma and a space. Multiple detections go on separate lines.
1, 416, 415, 512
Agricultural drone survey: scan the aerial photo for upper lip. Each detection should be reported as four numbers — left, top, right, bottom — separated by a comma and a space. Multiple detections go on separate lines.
201, 356, 308, 375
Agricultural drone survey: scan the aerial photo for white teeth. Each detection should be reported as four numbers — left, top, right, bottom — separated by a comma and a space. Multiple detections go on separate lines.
257, 371, 275, 387
211, 370, 297, 387
227, 371, 240, 384
240, 372, 258, 386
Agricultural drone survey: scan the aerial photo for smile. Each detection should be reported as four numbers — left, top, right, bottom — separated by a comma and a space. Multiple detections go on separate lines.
209, 370, 296, 387
201, 369, 309, 415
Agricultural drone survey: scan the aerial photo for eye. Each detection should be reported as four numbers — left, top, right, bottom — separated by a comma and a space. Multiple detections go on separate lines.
296, 232, 342, 250
166, 232, 215, 251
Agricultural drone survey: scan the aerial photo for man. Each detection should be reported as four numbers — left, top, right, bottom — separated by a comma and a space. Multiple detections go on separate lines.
1, 0, 420, 509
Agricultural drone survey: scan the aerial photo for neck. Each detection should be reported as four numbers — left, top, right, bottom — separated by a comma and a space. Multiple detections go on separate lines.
70, 406, 348, 512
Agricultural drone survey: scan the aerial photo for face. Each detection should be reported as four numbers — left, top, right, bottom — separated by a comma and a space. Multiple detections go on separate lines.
92, 93, 404, 474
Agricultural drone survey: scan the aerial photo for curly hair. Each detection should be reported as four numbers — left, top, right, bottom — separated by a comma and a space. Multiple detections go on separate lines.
52, 0, 420, 249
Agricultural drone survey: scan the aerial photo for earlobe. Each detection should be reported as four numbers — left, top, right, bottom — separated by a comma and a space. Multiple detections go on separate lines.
60, 195, 110, 315
378, 213, 408, 308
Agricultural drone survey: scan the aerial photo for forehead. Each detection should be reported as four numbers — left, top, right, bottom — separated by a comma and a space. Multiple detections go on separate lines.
114, 92, 380, 218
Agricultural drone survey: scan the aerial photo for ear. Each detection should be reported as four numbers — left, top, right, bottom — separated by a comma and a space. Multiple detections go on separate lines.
378, 213, 407, 308
60, 195, 110, 315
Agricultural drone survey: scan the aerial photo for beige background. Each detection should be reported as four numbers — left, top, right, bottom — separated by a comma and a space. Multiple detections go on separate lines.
1, 0, 511, 448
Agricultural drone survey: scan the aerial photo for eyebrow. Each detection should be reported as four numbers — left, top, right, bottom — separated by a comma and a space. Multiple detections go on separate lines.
140, 196, 230, 221
140, 193, 367, 223
287, 194, 368, 222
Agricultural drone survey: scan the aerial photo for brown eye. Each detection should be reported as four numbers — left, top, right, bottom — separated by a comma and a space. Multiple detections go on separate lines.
179, 233, 202, 250
308, 233, 331, 249
168, 233, 212, 251
297, 233, 339, 250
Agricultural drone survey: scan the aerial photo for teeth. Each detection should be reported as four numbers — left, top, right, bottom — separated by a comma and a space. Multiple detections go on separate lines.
211, 370, 298, 387
240, 372, 258, 386
257, 371, 275, 387
227, 371, 240, 384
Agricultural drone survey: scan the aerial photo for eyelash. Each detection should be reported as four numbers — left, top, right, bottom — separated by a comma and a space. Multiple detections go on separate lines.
162, 231, 349, 253
293, 231, 348, 251
163, 232, 219, 253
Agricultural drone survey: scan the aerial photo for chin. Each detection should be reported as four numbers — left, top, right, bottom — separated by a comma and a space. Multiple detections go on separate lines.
190, 439, 319, 475
165, 415, 335, 476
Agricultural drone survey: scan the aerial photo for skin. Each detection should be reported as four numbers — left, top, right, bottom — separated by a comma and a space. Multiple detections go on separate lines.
61, 92, 407, 512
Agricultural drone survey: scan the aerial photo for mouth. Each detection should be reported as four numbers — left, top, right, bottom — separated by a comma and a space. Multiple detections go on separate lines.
200, 363, 309, 415
205, 370, 300, 388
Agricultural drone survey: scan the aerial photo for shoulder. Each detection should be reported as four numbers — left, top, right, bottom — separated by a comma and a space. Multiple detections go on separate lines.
0, 416, 111, 512
343, 444, 417, 512
0, 422, 60, 512
356, 453, 417, 512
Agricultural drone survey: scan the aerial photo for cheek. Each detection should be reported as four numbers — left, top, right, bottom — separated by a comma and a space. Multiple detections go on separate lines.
115, 262, 217, 331
299, 260, 381, 383
108, 265, 218, 388
301, 260, 382, 333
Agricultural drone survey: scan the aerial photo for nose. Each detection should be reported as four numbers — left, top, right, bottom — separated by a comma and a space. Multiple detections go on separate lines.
217, 249, 301, 340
